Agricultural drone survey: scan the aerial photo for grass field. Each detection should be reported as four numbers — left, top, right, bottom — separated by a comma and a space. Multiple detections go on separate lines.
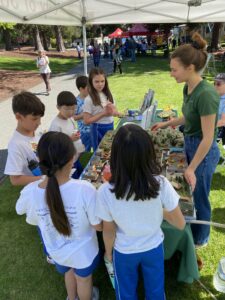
0, 56, 80, 74
0, 55, 225, 300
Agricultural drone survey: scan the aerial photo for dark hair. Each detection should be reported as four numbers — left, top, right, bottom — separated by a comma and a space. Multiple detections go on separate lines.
76, 75, 88, 90
88, 68, 113, 106
110, 124, 161, 201
12, 91, 45, 116
37, 132, 76, 236
171, 32, 207, 72
57, 91, 76, 106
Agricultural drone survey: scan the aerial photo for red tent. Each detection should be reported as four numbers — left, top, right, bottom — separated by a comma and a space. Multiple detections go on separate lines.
127, 24, 150, 36
108, 28, 124, 38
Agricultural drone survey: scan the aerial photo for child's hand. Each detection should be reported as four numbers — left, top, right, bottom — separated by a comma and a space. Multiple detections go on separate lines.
105, 103, 118, 116
71, 131, 80, 141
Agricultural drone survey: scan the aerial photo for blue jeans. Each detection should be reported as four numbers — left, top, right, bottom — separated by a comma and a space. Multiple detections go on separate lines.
91, 122, 114, 151
131, 49, 136, 62
184, 136, 220, 245
113, 243, 165, 300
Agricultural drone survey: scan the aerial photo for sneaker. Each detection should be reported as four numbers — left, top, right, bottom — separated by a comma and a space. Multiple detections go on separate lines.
66, 297, 78, 300
46, 255, 55, 265
92, 286, 99, 300
196, 253, 204, 271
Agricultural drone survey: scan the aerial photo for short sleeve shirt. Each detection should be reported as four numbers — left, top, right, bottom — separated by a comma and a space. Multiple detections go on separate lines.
218, 94, 225, 120
76, 95, 91, 133
182, 80, 219, 138
16, 179, 100, 269
96, 176, 179, 254
83, 92, 114, 124
4, 130, 40, 176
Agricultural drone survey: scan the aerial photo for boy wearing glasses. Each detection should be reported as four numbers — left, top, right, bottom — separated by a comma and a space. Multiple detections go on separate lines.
214, 73, 225, 145
49, 91, 84, 178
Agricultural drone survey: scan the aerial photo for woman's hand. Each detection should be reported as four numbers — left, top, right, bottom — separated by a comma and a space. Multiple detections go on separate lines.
151, 122, 168, 131
184, 167, 196, 192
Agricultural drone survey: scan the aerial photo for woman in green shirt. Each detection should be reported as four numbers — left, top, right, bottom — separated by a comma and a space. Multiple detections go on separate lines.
152, 33, 220, 247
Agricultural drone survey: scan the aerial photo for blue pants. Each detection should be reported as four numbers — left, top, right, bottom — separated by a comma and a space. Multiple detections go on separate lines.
113, 243, 165, 300
72, 159, 83, 179
184, 136, 220, 245
80, 131, 92, 152
91, 122, 114, 151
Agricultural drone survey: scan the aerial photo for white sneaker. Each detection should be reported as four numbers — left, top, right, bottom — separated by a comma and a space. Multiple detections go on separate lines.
92, 286, 99, 300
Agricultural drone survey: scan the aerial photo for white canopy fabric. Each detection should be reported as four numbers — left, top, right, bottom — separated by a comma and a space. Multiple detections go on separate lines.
1, 0, 225, 75
1, 0, 225, 26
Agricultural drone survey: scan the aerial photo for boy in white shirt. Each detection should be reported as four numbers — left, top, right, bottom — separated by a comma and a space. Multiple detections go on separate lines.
4, 91, 45, 186
49, 91, 85, 179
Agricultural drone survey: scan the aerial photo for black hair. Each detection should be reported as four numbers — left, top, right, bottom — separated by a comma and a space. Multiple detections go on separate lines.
12, 91, 45, 116
110, 124, 161, 201
38, 131, 76, 236
76, 75, 88, 90
57, 91, 76, 107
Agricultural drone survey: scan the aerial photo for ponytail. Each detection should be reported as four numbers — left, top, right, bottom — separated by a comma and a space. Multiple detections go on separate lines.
38, 132, 76, 236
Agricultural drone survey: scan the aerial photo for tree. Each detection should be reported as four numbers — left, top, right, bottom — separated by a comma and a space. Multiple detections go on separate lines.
0, 22, 15, 50
211, 23, 223, 51
54, 25, 65, 52
32, 25, 44, 51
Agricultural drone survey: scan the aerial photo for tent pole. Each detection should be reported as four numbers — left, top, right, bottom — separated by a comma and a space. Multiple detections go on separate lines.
82, 17, 88, 76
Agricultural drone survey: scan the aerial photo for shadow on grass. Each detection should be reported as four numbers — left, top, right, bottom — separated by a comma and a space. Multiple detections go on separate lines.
212, 207, 225, 233
211, 172, 225, 191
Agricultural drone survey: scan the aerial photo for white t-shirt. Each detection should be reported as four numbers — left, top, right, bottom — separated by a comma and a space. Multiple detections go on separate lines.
36, 56, 51, 74
49, 116, 85, 154
16, 179, 100, 269
83, 92, 114, 124
4, 130, 40, 176
96, 176, 179, 254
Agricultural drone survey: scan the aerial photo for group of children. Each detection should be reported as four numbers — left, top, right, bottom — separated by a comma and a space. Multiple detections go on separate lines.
4, 67, 185, 300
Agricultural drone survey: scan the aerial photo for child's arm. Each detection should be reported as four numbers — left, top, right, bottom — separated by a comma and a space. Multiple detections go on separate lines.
163, 206, 186, 230
92, 222, 103, 231
103, 220, 116, 262
74, 112, 84, 121
10, 175, 42, 186
83, 110, 110, 125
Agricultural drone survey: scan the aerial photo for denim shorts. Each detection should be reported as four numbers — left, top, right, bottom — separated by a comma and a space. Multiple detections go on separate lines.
54, 251, 100, 277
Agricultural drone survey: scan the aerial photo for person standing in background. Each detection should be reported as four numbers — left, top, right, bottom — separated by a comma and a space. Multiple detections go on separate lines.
37, 50, 51, 95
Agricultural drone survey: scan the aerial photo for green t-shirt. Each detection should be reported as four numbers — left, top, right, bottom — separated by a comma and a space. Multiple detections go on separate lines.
182, 80, 219, 138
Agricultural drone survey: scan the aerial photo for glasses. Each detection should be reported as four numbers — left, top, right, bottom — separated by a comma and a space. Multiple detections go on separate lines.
214, 81, 225, 87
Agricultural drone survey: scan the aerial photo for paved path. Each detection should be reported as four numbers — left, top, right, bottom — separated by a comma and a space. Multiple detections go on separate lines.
0, 57, 113, 179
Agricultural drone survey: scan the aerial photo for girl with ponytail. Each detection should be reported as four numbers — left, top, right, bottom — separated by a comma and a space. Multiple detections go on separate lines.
16, 131, 101, 300
152, 32, 220, 248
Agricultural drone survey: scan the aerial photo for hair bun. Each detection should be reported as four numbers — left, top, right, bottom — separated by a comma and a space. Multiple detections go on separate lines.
191, 32, 207, 50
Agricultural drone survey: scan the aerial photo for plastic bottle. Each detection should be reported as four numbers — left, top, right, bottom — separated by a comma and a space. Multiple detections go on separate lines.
28, 159, 42, 176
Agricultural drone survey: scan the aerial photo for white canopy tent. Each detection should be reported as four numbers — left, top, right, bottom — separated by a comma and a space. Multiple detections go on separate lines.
1, 0, 225, 75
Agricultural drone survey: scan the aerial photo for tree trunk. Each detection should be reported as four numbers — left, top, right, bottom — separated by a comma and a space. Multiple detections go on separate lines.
3, 29, 13, 51
41, 31, 49, 51
54, 25, 66, 52
33, 25, 43, 51
211, 23, 222, 51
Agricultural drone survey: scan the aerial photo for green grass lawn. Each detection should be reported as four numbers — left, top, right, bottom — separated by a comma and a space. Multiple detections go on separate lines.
1, 56, 225, 300
0, 56, 80, 74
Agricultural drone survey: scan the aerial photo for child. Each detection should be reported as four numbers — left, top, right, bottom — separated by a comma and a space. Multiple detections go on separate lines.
83, 68, 119, 151
49, 91, 84, 179
4, 91, 45, 186
96, 124, 185, 300
74, 76, 92, 151
112, 43, 123, 74
37, 50, 51, 94
16, 132, 101, 300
